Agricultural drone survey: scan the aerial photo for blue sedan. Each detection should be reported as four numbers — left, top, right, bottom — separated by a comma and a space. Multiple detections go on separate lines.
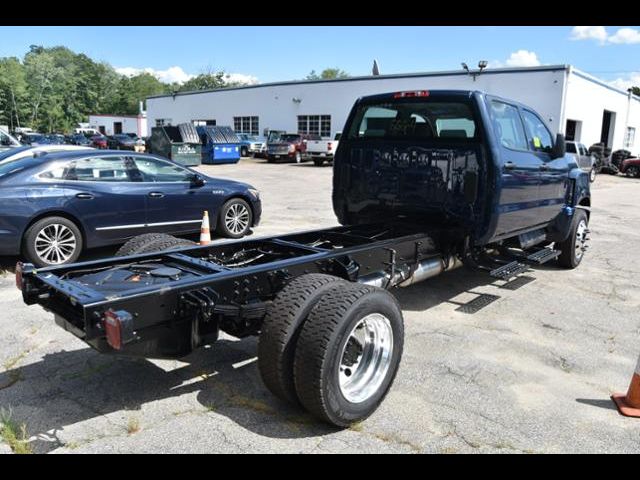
0, 150, 261, 267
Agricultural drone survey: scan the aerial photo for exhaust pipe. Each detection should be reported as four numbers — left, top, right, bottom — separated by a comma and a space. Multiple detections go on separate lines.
359, 255, 459, 289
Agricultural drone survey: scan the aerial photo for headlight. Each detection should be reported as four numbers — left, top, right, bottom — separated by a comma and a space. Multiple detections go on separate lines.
288, 144, 295, 152
248, 188, 260, 200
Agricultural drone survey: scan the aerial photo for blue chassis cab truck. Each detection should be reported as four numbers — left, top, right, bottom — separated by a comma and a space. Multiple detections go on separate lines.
18, 90, 590, 427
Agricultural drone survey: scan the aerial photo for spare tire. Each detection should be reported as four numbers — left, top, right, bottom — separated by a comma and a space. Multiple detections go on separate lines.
116, 233, 197, 257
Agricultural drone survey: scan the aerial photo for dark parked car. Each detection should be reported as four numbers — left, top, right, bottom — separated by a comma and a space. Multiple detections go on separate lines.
45, 134, 66, 145
67, 133, 92, 146
266, 133, 320, 163
0, 151, 261, 266
107, 133, 137, 150
20, 133, 49, 146
90, 134, 108, 149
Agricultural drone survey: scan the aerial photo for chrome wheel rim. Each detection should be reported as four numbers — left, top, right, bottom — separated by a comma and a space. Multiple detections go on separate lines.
224, 203, 250, 235
35, 224, 77, 265
338, 313, 394, 404
590, 169, 596, 182
295, 152, 301, 163
575, 219, 588, 261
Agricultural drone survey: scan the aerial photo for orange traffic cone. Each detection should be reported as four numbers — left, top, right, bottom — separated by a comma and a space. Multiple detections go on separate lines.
200, 211, 212, 246
612, 354, 640, 418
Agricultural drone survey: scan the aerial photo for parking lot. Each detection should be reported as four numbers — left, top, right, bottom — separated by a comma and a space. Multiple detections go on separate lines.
1, 157, 639, 454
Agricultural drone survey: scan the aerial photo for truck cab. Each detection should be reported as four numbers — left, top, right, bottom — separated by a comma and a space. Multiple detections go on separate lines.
333, 90, 590, 253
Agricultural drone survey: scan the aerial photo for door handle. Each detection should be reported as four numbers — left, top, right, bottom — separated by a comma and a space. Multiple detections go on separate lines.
75, 193, 94, 200
148, 192, 165, 198
503, 161, 516, 170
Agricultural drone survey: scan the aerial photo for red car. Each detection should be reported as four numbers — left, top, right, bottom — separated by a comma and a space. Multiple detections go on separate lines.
620, 157, 640, 178
266, 133, 320, 163
90, 135, 108, 149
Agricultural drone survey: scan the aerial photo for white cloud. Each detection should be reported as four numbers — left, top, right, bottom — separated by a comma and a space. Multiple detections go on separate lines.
608, 27, 640, 44
569, 26, 640, 45
608, 72, 640, 91
505, 50, 541, 67
489, 50, 542, 68
116, 66, 259, 86
223, 73, 259, 85
570, 26, 608, 43
115, 66, 194, 84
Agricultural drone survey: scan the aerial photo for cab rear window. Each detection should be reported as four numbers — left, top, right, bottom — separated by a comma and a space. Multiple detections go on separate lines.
347, 101, 478, 141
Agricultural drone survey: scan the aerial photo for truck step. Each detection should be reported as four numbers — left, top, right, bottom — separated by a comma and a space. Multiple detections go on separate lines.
525, 248, 560, 265
489, 261, 529, 281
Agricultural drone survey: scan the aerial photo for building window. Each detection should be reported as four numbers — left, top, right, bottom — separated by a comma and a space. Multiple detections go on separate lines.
156, 119, 172, 127
298, 115, 331, 137
233, 116, 259, 135
192, 119, 216, 127
624, 127, 636, 149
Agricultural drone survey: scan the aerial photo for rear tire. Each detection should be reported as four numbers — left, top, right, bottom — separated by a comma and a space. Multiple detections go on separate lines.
116, 233, 196, 257
557, 209, 589, 269
23, 216, 83, 267
240, 146, 248, 158
294, 284, 404, 427
295, 151, 302, 163
313, 158, 324, 167
258, 274, 347, 404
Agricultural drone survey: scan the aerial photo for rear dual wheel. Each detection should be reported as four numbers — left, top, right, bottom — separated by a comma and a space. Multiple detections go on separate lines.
258, 275, 404, 427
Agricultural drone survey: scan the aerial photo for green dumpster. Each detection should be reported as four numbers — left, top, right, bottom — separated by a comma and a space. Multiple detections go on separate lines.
149, 123, 202, 166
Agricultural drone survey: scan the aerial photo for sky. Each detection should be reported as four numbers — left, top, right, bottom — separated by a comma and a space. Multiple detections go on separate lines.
1, 26, 639, 89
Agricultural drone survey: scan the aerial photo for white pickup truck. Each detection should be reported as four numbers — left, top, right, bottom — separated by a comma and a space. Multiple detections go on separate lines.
305, 132, 341, 166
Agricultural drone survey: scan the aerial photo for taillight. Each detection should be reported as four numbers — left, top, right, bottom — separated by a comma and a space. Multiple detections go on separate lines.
393, 90, 429, 98
103, 309, 134, 350
15, 262, 23, 291
327, 142, 333, 151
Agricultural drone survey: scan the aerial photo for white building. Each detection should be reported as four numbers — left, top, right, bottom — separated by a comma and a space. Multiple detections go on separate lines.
87, 114, 148, 137
146, 65, 640, 152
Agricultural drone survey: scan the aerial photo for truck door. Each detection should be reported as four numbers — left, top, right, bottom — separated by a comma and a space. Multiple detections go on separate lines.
520, 109, 569, 225
489, 99, 543, 236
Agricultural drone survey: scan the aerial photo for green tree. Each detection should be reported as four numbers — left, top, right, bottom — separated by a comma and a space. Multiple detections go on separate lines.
178, 71, 227, 92
632, 86, 640, 96
305, 68, 350, 80
0, 57, 28, 130
111, 73, 168, 115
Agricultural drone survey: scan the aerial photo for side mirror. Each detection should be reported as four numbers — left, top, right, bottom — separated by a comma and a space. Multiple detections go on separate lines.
551, 133, 566, 159
190, 174, 206, 187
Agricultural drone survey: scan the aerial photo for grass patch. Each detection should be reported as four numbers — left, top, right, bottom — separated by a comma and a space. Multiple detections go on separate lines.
0, 409, 32, 454
126, 417, 140, 435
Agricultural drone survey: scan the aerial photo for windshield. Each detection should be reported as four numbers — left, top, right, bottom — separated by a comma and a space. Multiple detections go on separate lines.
347, 100, 478, 141
281, 135, 301, 142
26, 134, 46, 142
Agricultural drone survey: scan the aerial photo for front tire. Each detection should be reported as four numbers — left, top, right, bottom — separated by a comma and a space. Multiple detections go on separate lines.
293, 284, 404, 427
589, 168, 596, 183
626, 165, 640, 178
557, 209, 589, 269
313, 158, 324, 167
295, 151, 302, 163
23, 216, 83, 267
216, 198, 252, 239
240, 146, 248, 158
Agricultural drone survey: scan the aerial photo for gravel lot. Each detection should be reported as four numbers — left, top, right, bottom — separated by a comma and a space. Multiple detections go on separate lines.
1, 157, 639, 454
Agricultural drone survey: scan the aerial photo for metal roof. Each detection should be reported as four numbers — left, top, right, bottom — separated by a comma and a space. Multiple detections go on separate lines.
146, 65, 572, 101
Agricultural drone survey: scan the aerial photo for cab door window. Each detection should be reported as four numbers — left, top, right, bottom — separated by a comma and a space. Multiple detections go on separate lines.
521, 110, 553, 154
489, 101, 528, 150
